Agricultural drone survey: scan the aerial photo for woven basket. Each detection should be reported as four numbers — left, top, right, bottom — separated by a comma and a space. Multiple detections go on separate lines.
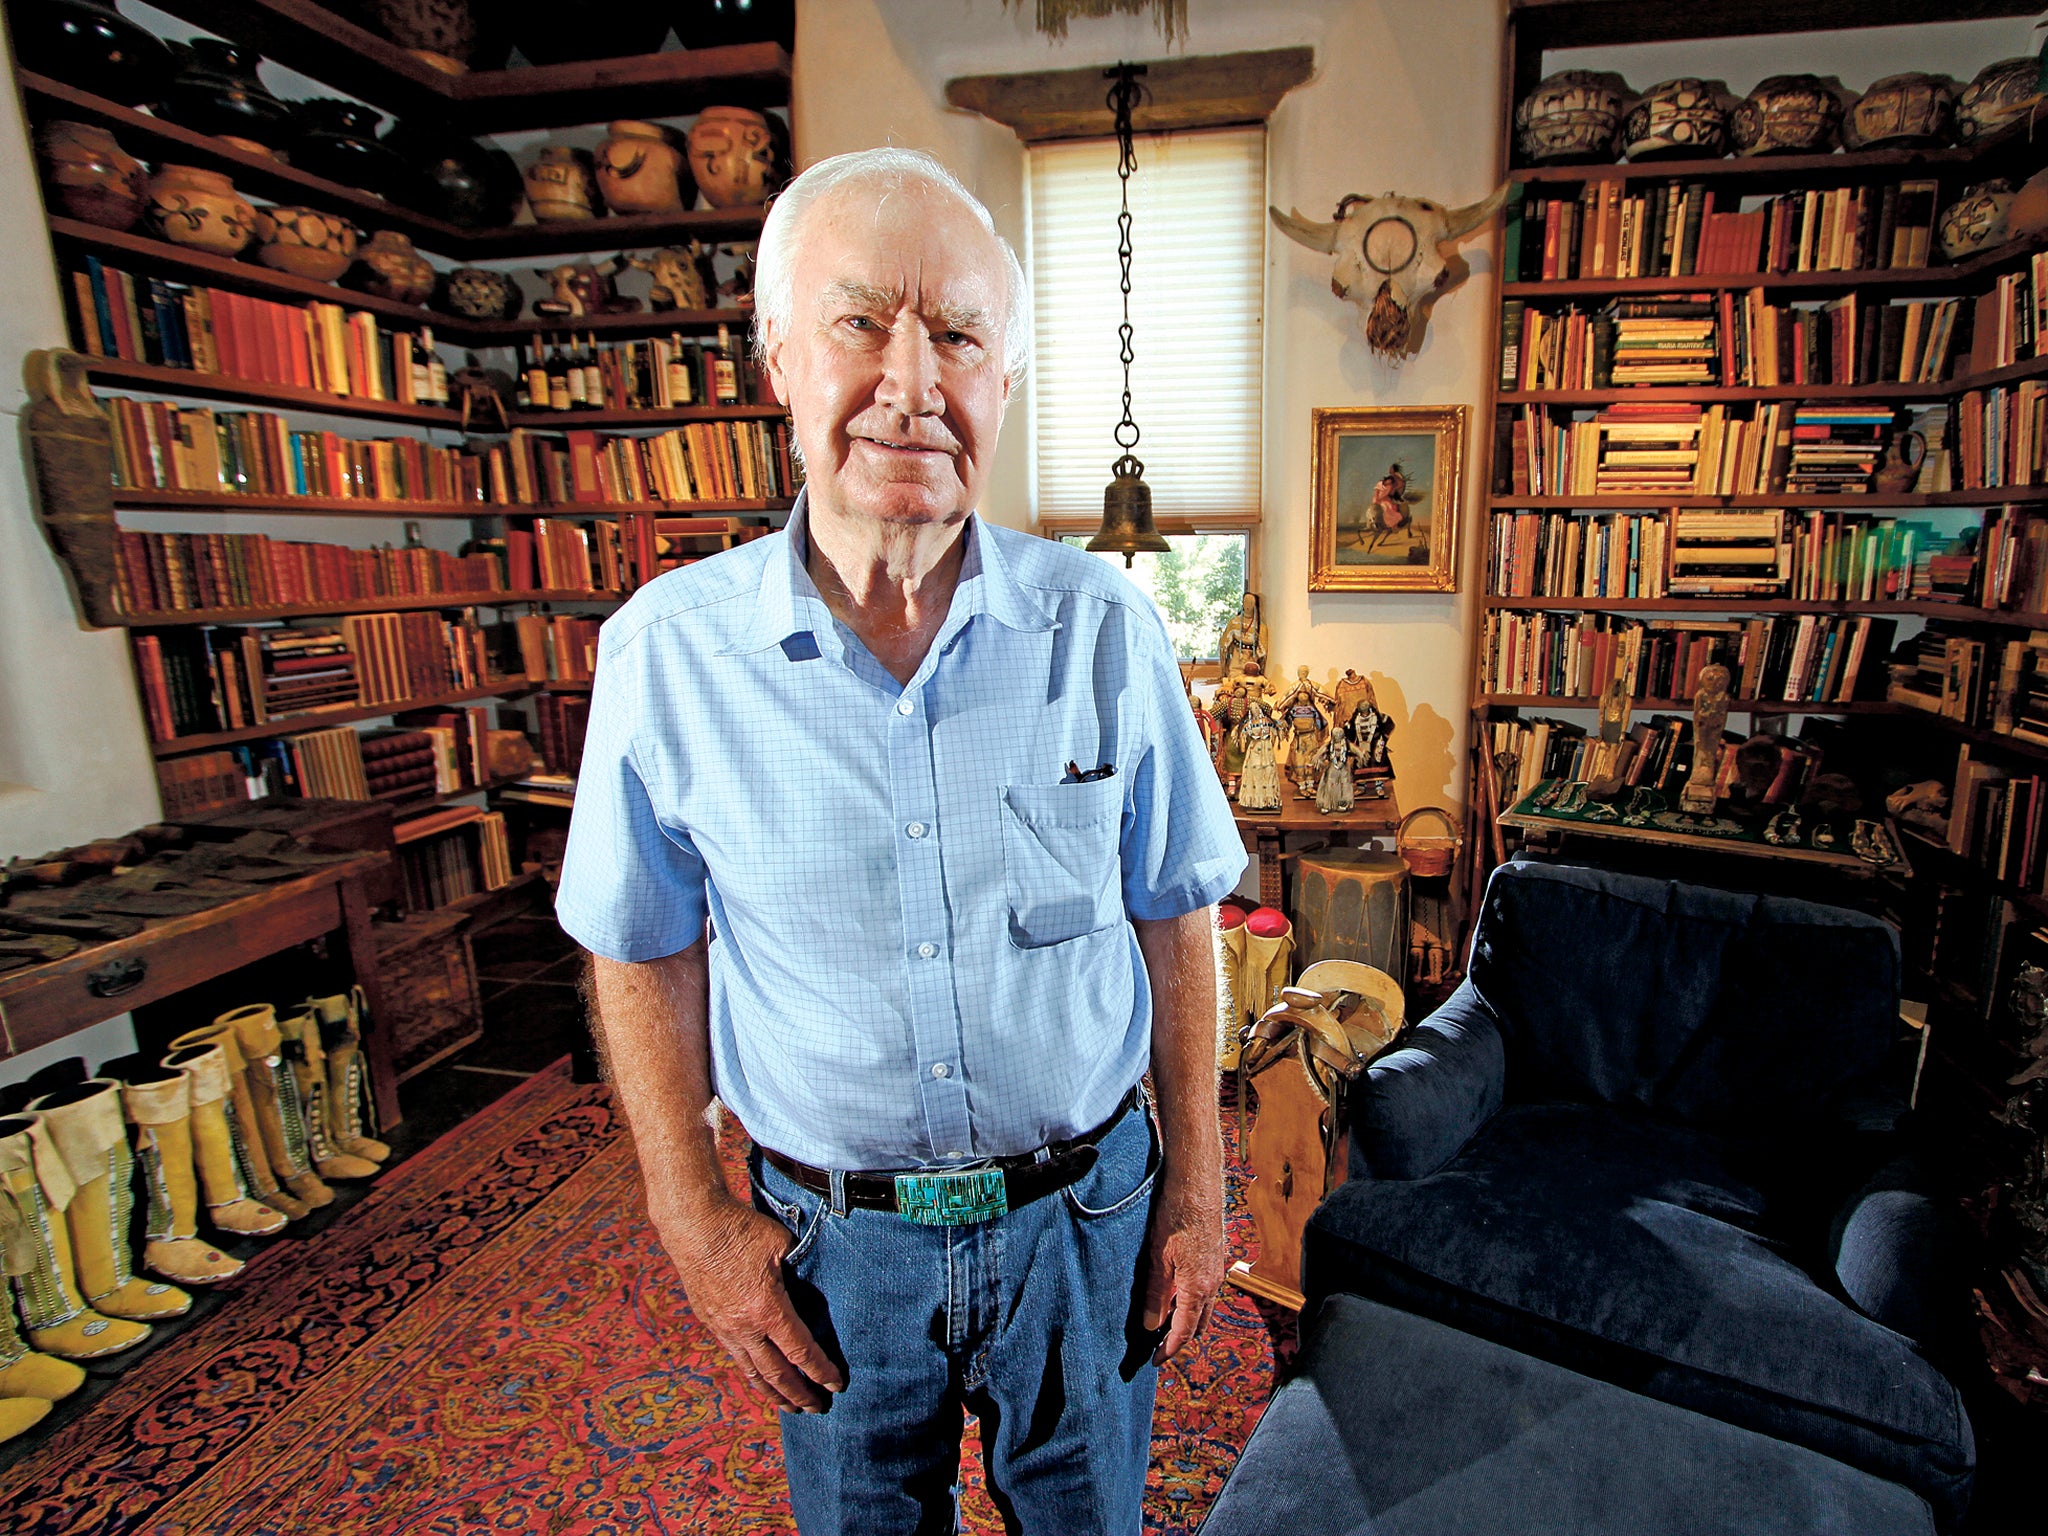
1397, 806, 1462, 879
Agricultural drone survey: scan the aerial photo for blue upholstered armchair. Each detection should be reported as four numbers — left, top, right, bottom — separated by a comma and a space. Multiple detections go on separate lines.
1301, 861, 1977, 1526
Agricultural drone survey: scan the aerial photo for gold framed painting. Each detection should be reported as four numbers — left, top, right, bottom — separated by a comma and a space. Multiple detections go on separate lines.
1309, 405, 1467, 591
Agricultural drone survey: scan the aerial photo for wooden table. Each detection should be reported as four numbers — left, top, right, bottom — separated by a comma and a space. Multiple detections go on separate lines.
0, 853, 402, 1129
1234, 786, 1402, 910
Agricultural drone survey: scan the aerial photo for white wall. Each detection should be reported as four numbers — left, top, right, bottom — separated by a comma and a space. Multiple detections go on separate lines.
794, 0, 1505, 813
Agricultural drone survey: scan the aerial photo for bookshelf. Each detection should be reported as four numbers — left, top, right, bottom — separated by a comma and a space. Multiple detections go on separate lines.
13, 6, 795, 905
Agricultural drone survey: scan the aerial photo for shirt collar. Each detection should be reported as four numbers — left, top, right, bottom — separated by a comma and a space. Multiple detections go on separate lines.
723, 488, 1055, 657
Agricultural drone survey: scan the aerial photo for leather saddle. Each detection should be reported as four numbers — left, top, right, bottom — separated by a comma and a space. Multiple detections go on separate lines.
1239, 959, 1406, 1100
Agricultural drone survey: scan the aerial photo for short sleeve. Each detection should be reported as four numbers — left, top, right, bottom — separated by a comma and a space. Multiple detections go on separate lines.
555, 627, 709, 961
1119, 605, 1249, 921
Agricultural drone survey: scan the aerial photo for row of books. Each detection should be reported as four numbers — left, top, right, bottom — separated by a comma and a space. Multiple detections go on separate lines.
1946, 744, 2048, 900
1480, 609, 1895, 706
154, 706, 502, 814
534, 693, 590, 777
1890, 626, 2048, 739
516, 616, 602, 684
1964, 260, 2048, 374
114, 530, 507, 616
395, 809, 510, 911
488, 423, 798, 508
1954, 384, 2048, 491
68, 257, 449, 406
1487, 509, 1670, 600
1504, 178, 1941, 284
1973, 507, 2048, 616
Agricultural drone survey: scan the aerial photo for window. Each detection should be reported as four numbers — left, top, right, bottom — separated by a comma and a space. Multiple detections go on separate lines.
1061, 532, 1248, 663
1027, 127, 1265, 526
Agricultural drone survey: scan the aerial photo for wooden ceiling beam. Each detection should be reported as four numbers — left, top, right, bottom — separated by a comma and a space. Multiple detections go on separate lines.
945, 47, 1314, 143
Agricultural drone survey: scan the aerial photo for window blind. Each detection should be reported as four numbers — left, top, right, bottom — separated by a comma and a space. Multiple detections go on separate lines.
1026, 126, 1265, 522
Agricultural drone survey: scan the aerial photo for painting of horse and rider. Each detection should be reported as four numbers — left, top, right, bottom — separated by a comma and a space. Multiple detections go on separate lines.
1309, 405, 1467, 592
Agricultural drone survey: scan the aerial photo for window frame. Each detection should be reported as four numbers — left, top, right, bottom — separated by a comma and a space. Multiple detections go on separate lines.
1044, 518, 1259, 678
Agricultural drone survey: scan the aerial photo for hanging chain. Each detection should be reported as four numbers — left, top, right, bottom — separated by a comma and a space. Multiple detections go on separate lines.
1107, 63, 1146, 476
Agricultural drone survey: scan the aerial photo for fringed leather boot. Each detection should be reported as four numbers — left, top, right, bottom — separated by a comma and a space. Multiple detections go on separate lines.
119, 1069, 244, 1285
277, 1008, 379, 1181
213, 1005, 333, 1208
160, 1044, 287, 1237
168, 1022, 307, 1221
25, 1082, 190, 1322
0, 1182, 85, 1417
307, 990, 389, 1163
0, 1115, 152, 1360
1242, 906, 1296, 1027
1217, 906, 1250, 1072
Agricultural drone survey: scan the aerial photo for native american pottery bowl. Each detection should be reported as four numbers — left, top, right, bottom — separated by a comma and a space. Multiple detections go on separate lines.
290, 99, 411, 201
501, 0, 668, 64
524, 145, 598, 222
675, 0, 796, 49
155, 38, 296, 156
381, 120, 523, 227
146, 165, 258, 257
1959, 57, 2044, 145
347, 230, 437, 305
687, 105, 782, 208
1620, 78, 1735, 160
253, 205, 360, 282
433, 265, 523, 322
595, 120, 693, 216
1515, 70, 1633, 164
1842, 73, 1958, 150
37, 120, 146, 231
1939, 180, 2016, 261
8, 0, 173, 106
1875, 429, 1928, 495
365, 0, 477, 74
1730, 75, 1848, 156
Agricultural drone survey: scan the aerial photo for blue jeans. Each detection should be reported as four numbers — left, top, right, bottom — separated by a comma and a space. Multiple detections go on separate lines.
749, 1097, 1163, 1535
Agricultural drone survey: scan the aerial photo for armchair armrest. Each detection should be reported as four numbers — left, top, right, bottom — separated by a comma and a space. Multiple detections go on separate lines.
1347, 978, 1506, 1182
1828, 1152, 1970, 1354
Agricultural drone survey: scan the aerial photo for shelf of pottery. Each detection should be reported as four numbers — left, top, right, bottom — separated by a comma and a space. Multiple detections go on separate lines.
6, 0, 798, 810
0, 994, 385, 1445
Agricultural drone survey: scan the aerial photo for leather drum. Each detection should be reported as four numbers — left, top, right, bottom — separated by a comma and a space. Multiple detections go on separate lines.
1293, 848, 1409, 990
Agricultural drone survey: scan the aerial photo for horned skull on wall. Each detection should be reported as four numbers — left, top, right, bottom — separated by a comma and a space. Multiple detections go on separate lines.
1271, 185, 1509, 357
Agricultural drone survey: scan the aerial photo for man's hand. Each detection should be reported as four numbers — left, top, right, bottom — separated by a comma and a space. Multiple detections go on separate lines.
653, 1190, 846, 1413
1139, 1168, 1227, 1364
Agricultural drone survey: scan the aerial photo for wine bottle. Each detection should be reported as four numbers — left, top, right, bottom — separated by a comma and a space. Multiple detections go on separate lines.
581, 331, 605, 410
711, 323, 740, 405
524, 336, 549, 412
408, 330, 432, 405
422, 326, 449, 406
546, 337, 573, 412
666, 330, 695, 406
563, 334, 588, 409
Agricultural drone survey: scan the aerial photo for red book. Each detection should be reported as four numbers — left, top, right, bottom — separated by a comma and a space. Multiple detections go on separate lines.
505, 526, 537, 590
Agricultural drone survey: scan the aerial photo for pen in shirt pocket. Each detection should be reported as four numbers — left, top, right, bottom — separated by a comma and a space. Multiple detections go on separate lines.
1064, 761, 1115, 784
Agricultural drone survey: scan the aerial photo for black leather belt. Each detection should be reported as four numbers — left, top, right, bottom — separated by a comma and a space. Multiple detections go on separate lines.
761, 1086, 1140, 1226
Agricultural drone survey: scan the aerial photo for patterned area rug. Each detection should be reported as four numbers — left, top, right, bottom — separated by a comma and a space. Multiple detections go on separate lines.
1, 1063, 1291, 1535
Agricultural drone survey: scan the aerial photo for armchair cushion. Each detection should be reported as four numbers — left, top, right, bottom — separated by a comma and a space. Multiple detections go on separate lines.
1831, 1155, 1969, 1351
1304, 1101, 1975, 1527
1346, 979, 1506, 1182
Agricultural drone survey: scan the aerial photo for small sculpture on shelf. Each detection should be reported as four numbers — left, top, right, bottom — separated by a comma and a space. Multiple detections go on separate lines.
534, 259, 641, 318
36, 121, 146, 232
349, 230, 437, 306
1273, 665, 1334, 796
596, 121, 693, 216
524, 145, 599, 223
156, 38, 296, 158
1620, 78, 1737, 160
1730, 75, 1849, 156
1312, 720, 1356, 815
1214, 676, 1252, 798
626, 245, 713, 311
146, 165, 257, 258
1957, 56, 2043, 145
1514, 69, 1633, 164
1188, 681, 1223, 772
1234, 699, 1284, 813
1333, 668, 1376, 726
433, 266, 523, 322
1344, 684, 1396, 798
451, 356, 513, 433
1678, 662, 1731, 816
1217, 591, 1268, 679
687, 106, 784, 209
1843, 73, 1958, 150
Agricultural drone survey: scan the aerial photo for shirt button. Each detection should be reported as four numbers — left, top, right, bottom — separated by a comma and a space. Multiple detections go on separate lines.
906, 821, 928, 839
896, 699, 914, 716
931, 1062, 950, 1079
916, 942, 937, 959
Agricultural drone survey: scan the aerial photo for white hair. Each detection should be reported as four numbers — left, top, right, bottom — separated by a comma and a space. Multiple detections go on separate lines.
752, 147, 1032, 391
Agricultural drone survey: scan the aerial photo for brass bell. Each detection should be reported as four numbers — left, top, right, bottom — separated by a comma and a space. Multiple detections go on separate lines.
1087, 455, 1170, 568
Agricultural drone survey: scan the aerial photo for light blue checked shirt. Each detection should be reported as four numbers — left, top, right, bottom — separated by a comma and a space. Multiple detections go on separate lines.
556, 492, 1246, 1171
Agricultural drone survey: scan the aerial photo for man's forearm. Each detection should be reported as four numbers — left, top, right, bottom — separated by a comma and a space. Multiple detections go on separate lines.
1134, 907, 1224, 1191
588, 943, 734, 1225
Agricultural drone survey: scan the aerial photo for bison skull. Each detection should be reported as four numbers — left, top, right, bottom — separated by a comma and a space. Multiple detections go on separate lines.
1272, 185, 1508, 357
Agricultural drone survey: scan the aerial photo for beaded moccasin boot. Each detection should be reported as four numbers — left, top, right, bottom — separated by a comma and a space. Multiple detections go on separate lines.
119, 1069, 245, 1285
213, 1005, 333, 1209
277, 1008, 378, 1181
0, 1115, 152, 1360
168, 1021, 307, 1221
159, 1044, 288, 1237
0, 1198, 85, 1414
306, 990, 390, 1162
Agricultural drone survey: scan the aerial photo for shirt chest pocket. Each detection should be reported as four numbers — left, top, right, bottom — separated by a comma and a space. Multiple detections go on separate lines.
1000, 778, 1124, 949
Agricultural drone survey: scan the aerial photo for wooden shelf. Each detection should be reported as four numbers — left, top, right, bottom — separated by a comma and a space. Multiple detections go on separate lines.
379, 772, 533, 821
1893, 706, 2048, 767
464, 308, 754, 342
505, 404, 787, 428
1487, 488, 2048, 509
1511, 0, 2038, 53
116, 589, 621, 626
142, 3, 791, 131
1506, 143, 1977, 189
1481, 595, 1896, 614
1502, 266, 2004, 300
1896, 826, 2048, 925
453, 208, 766, 260
1477, 693, 1893, 714
1500, 353, 2048, 408
438, 868, 548, 932
151, 681, 531, 757
113, 489, 793, 518
85, 356, 464, 428
541, 680, 593, 693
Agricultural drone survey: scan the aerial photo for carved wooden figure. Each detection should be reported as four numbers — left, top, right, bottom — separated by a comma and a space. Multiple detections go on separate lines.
1680, 662, 1732, 815
23, 348, 121, 628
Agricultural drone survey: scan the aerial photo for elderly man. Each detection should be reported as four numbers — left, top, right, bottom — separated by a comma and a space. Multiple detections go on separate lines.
557, 146, 1246, 1534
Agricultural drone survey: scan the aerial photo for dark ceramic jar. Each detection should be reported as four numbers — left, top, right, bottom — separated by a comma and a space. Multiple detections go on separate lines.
382, 120, 523, 226
677, 0, 794, 49
155, 38, 296, 155
504, 1, 667, 64
291, 99, 410, 200
7, 0, 173, 106
433, 266, 523, 323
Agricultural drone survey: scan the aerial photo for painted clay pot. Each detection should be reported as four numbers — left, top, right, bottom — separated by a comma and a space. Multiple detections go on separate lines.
1620, 78, 1735, 160
595, 120, 693, 215
1842, 73, 1957, 150
504, 1, 667, 64
155, 38, 296, 157
1730, 75, 1848, 156
7, 0, 173, 107
1515, 70, 1632, 164
1939, 179, 2016, 261
1958, 57, 2043, 145
686, 105, 780, 208
524, 145, 598, 222
348, 230, 437, 305
675, 0, 795, 48
382, 120, 523, 227
366, 0, 478, 74
37, 120, 146, 231
291, 100, 411, 201
254, 206, 360, 282
433, 266, 523, 322
146, 165, 258, 257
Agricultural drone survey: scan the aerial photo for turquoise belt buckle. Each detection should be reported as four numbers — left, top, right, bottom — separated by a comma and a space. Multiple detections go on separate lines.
895, 1167, 1008, 1226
